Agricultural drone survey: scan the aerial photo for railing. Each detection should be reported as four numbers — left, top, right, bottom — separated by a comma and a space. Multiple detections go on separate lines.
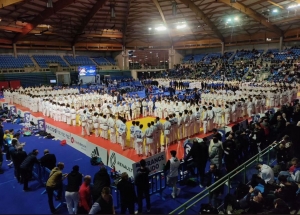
169, 142, 278, 214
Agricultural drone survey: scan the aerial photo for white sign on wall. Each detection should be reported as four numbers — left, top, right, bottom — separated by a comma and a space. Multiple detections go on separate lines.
86, 142, 108, 166
132, 151, 166, 176
108, 150, 135, 177
68, 134, 87, 155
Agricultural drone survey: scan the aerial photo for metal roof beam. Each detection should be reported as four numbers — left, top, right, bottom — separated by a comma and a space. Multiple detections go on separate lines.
72, 0, 109, 45
0, 0, 23, 8
12, 0, 76, 43
178, 0, 224, 41
218, 0, 283, 36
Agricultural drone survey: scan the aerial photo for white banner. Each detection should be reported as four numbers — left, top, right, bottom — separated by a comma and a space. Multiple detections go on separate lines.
45, 123, 58, 134
132, 151, 166, 176
86, 142, 108, 166
68, 134, 87, 155
108, 150, 134, 177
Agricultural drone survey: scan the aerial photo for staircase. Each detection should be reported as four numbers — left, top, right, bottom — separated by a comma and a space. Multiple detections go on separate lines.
30, 56, 41, 71
228, 51, 236, 62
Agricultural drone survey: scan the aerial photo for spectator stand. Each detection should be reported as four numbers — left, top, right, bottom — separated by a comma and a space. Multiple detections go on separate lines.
169, 141, 279, 214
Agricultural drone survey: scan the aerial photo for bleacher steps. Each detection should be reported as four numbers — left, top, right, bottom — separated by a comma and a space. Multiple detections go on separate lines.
104, 57, 112, 65
90, 58, 99, 66
30, 56, 41, 70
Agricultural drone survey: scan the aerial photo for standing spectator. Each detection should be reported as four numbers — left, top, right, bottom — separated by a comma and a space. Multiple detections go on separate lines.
65, 165, 83, 214
89, 187, 115, 214
20, 149, 39, 191
117, 172, 137, 214
13, 133, 25, 148
185, 139, 208, 187
39, 149, 57, 170
164, 150, 181, 198
11, 146, 27, 183
0, 147, 3, 174
203, 164, 223, 208
92, 166, 111, 202
209, 137, 223, 169
135, 159, 151, 213
78, 175, 92, 214
0, 122, 4, 152
46, 162, 68, 214
222, 134, 237, 173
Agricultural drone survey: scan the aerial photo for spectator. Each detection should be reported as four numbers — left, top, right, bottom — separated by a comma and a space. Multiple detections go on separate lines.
209, 137, 223, 169
11, 145, 27, 183
203, 164, 223, 208
0, 122, 4, 152
65, 165, 83, 214
222, 133, 237, 172
39, 149, 57, 170
20, 149, 39, 191
251, 163, 274, 187
164, 150, 181, 198
78, 175, 92, 214
212, 128, 222, 141
7, 139, 17, 167
185, 139, 208, 187
13, 133, 25, 148
92, 166, 111, 202
238, 186, 264, 214
89, 187, 115, 214
46, 162, 68, 214
268, 198, 290, 214
0, 147, 3, 174
117, 172, 137, 214
135, 159, 151, 213
274, 175, 298, 205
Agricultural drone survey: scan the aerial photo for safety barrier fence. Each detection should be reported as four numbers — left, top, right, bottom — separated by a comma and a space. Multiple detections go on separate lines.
169, 142, 278, 214
32, 165, 167, 209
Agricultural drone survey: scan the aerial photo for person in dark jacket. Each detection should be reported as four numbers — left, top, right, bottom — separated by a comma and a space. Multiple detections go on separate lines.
274, 175, 298, 205
222, 134, 237, 173
39, 149, 57, 170
212, 128, 222, 142
268, 198, 290, 214
0, 147, 3, 174
20, 149, 39, 191
238, 186, 264, 214
117, 172, 137, 214
135, 159, 150, 213
92, 166, 111, 202
185, 139, 208, 187
203, 164, 223, 208
65, 165, 83, 214
0, 122, 4, 151
89, 187, 115, 214
11, 145, 27, 183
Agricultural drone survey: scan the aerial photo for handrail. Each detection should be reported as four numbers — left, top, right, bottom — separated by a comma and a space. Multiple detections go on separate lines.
169, 143, 278, 214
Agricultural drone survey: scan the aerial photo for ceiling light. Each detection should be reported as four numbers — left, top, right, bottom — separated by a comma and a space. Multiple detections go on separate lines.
47, 0, 53, 8
155, 26, 167, 31
234, 17, 239, 21
227, 18, 231, 22
148, 27, 152, 30
272, 9, 278, 13
176, 24, 186, 29
288, 4, 300, 9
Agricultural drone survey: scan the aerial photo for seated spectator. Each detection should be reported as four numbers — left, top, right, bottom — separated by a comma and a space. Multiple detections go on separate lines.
278, 157, 300, 183
238, 186, 264, 214
268, 198, 290, 214
251, 163, 274, 188
39, 149, 57, 170
274, 175, 298, 205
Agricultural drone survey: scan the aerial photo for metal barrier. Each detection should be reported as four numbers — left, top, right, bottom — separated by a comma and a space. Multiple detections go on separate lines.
169, 143, 278, 214
112, 170, 167, 208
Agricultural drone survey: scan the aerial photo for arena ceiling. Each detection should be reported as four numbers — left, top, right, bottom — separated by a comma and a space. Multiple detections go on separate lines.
0, 0, 299, 51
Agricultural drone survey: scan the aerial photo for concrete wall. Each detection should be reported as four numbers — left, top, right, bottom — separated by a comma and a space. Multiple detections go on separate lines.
174, 50, 184, 65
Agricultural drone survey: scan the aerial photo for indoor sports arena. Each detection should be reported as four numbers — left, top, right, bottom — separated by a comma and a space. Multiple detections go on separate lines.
0, 0, 300, 214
